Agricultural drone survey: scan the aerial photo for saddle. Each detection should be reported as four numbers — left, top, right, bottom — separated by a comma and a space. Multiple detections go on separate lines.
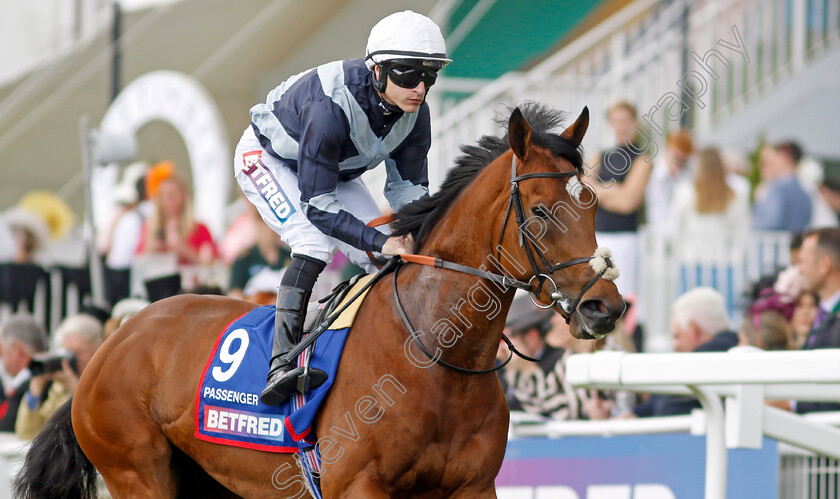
195, 272, 375, 457
302, 272, 367, 334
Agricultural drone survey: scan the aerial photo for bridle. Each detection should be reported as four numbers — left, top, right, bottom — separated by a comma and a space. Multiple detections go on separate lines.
391, 153, 619, 375
498, 155, 612, 319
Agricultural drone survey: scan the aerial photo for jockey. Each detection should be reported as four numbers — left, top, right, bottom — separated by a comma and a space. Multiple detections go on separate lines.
234, 10, 451, 406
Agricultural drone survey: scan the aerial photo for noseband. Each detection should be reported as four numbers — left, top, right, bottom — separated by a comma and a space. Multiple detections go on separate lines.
498, 155, 617, 323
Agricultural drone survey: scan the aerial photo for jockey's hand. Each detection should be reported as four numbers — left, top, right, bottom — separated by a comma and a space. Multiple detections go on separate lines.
381, 235, 414, 255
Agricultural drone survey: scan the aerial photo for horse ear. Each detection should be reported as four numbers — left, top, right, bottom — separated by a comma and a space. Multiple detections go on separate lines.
509, 107, 532, 161
560, 106, 589, 148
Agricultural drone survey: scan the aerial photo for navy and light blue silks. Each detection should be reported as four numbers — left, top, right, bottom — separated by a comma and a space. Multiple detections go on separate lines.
249, 58, 430, 252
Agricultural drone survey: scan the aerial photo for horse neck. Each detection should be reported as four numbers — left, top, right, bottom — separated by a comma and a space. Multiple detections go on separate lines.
396, 263, 516, 372
421, 151, 512, 269
398, 152, 517, 370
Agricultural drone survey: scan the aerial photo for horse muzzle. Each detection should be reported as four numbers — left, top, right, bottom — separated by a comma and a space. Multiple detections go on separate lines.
551, 290, 625, 339
576, 297, 625, 337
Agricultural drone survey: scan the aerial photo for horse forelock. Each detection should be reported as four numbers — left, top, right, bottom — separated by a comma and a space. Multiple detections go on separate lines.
391, 101, 583, 249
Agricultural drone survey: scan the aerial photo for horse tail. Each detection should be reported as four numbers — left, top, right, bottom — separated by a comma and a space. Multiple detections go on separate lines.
14, 398, 98, 499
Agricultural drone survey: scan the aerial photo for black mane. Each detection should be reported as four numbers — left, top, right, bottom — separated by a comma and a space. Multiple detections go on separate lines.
391, 101, 584, 248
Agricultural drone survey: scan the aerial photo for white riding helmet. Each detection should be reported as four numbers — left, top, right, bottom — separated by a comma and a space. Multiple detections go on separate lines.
365, 10, 452, 71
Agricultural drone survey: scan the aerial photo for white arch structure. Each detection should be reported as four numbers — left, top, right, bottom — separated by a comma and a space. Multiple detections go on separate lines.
94, 70, 230, 238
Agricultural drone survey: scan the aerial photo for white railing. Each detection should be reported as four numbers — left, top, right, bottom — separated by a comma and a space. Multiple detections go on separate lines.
779, 443, 840, 499
565, 349, 840, 499
0, 434, 26, 499
428, 0, 840, 187
4, 348, 840, 498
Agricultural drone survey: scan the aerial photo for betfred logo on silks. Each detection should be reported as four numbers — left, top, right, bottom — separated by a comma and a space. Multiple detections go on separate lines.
242, 151, 296, 224
242, 150, 262, 171
203, 404, 285, 440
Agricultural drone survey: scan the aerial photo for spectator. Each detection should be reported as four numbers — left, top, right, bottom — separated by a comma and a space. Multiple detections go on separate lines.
671, 288, 738, 352
815, 173, 840, 227
16, 314, 104, 439
103, 297, 149, 338
790, 232, 805, 264
102, 162, 151, 304
771, 264, 814, 349
0, 191, 73, 265
752, 141, 812, 232
786, 228, 840, 413
738, 302, 793, 351
499, 296, 580, 420
797, 228, 840, 350
589, 101, 653, 296
790, 290, 819, 349
796, 156, 836, 230
228, 205, 292, 301
137, 162, 218, 265
16, 191, 75, 243
633, 288, 737, 417
645, 129, 693, 233
720, 148, 751, 199
3, 208, 49, 264
105, 162, 151, 266
669, 147, 750, 262
0, 314, 48, 431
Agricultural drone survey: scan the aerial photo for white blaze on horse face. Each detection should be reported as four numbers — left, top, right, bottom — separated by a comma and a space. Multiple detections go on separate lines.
566, 175, 583, 203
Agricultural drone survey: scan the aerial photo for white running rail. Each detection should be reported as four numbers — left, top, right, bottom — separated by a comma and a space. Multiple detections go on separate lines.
565, 349, 840, 499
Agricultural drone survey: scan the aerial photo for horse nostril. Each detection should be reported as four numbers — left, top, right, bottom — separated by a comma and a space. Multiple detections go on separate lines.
579, 299, 611, 318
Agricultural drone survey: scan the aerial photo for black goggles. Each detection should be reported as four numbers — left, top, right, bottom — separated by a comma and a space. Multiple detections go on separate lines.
383, 64, 438, 89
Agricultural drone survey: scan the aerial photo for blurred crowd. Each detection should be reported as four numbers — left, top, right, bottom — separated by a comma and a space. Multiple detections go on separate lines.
498, 226, 838, 422
589, 101, 833, 302
0, 159, 362, 440
1, 98, 838, 435
495, 100, 840, 422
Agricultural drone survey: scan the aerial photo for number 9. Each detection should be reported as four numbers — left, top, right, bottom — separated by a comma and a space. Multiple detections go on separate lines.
212, 328, 250, 382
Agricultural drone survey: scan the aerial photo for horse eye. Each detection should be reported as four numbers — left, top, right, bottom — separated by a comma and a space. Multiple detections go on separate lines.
531, 207, 549, 219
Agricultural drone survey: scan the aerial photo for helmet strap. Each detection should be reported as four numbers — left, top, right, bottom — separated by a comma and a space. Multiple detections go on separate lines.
372, 64, 388, 93
371, 66, 402, 114
376, 93, 403, 115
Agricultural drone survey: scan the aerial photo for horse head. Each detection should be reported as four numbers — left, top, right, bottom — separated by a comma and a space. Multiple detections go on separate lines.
502, 105, 624, 339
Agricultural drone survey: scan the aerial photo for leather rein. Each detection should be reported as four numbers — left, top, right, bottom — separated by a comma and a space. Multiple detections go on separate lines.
373, 154, 617, 375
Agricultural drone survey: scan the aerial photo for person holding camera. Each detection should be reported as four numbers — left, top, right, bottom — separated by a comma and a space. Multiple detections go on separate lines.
0, 314, 49, 432
15, 314, 103, 440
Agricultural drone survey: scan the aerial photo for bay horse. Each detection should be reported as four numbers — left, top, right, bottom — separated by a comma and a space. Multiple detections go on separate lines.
15, 103, 623, 498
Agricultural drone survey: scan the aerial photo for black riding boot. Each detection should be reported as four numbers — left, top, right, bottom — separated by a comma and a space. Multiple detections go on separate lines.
260, 285, 328, 406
